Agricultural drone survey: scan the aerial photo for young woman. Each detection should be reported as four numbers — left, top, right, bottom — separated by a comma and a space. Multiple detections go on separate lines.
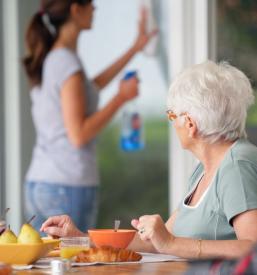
23, 0, 156, 231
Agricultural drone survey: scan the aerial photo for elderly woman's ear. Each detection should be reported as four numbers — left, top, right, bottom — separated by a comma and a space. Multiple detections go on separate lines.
185, 115, 197, 138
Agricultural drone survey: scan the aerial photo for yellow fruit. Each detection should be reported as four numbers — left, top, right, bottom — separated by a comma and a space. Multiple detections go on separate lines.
17, 224, 42, 244
0, 228, 17, 244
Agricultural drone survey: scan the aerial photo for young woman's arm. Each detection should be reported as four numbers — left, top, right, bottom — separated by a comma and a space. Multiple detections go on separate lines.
92, 8, 157, 90
61, 72, 138, 148
92, 46, 139, 90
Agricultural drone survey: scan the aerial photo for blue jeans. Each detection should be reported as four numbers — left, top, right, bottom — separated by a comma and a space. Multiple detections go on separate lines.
24, 181, 99, 234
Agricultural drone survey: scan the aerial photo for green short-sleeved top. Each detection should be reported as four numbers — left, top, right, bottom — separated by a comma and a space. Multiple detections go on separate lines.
172, 139, 257, 240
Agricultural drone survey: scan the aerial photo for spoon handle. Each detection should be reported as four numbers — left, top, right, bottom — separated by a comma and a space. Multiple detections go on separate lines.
114, 220, 120, 232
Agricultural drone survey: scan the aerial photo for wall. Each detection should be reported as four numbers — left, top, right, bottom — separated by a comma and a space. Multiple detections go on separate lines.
1, 0, 37, 232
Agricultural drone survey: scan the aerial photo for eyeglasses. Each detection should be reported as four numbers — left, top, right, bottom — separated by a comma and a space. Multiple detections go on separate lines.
166, 110, 187, 121
166, 110, 177, 121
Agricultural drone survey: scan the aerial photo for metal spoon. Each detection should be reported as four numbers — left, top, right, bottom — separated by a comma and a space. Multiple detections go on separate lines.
114, 220, 120, 232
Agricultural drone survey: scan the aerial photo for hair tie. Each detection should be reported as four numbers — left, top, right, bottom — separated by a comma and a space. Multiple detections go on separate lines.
41, 13, 56, 36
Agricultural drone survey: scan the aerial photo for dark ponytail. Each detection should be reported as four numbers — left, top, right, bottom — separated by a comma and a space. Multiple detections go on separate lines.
23, 12, 55, 85
23, 0, 93, 86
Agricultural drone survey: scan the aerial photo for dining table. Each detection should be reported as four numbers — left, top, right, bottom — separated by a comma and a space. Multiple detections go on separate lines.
14, 261, 189, 274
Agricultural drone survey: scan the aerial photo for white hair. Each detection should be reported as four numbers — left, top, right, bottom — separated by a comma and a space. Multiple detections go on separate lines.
167, 60, 255, 143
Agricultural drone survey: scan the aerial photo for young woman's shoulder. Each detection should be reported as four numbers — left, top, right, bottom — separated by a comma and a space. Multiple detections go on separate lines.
43, 48, 83, 89
45, 48, 82, 68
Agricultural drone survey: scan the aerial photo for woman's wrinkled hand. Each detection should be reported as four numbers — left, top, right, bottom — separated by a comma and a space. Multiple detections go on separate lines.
40, 215, 85, 238
131, 214, 174, 253
133, 7, 158, 53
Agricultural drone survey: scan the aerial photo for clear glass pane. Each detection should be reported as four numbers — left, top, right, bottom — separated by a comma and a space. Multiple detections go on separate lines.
79, 0, 169, 228
97, 119, 168, 228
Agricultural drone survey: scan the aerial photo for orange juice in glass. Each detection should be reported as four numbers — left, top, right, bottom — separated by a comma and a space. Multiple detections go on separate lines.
60, 237, 90, 259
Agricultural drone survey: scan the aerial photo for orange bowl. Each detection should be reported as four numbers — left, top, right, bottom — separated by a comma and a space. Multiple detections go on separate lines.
88, 229, 136, 249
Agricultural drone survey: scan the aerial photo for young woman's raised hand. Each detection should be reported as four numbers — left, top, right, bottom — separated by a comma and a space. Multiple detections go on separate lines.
133, 7, 158, 53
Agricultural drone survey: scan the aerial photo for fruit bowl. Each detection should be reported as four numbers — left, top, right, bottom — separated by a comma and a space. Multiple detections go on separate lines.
0, 238, 60, 265
88, 229, 136, 249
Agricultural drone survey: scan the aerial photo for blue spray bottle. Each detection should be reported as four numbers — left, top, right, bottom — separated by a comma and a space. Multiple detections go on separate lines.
120, 71, 144, 152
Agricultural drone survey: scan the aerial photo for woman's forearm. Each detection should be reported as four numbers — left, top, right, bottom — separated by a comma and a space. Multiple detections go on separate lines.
93, 46, 138, 90
128, 234, 157, 253
72, 94, 124, 147
167, 237, 254, 259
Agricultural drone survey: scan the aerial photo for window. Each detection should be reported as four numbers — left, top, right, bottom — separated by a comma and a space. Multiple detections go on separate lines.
78, 0, 169, 227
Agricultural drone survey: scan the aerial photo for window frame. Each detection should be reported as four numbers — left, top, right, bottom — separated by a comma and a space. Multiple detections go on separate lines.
167, 0, 216, 212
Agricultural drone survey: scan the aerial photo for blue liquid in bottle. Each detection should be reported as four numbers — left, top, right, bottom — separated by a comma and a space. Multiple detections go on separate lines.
120, 71, 144, 152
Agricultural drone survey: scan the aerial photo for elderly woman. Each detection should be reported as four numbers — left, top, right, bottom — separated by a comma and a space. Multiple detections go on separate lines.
40, 61, 257, 259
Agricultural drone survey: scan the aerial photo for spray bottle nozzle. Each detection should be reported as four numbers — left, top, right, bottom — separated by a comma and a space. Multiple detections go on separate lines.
122, 71, 137, 81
